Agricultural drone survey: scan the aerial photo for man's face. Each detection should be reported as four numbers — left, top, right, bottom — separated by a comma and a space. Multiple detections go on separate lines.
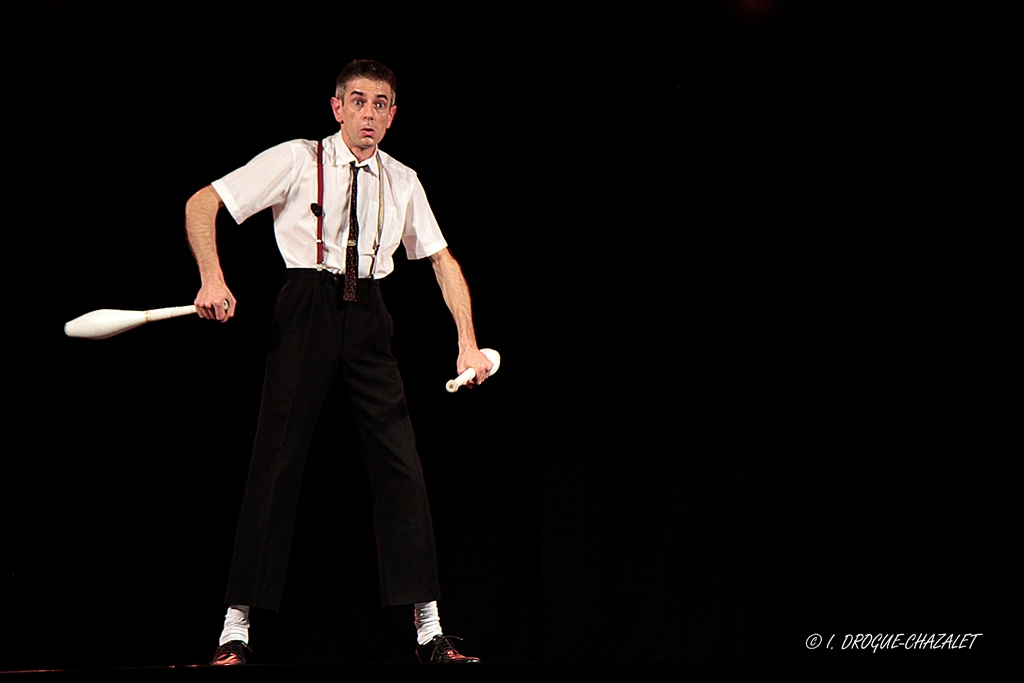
331, 78, 397, 155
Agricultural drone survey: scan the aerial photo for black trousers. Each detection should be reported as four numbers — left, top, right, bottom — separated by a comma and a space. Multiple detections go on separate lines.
225, 270, 440, 611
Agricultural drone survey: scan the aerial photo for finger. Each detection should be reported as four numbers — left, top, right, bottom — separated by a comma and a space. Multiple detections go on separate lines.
480, 361, 494, 380
213, 297, 233, 321
199, 301, 222, 320
474, 366, 489, 384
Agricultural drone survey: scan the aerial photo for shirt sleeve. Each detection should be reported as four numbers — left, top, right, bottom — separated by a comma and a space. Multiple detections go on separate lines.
401, 175, 448, 260
211, 141, 301, 225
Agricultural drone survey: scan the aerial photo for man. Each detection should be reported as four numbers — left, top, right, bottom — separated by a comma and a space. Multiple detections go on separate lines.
185, 59, 491, 665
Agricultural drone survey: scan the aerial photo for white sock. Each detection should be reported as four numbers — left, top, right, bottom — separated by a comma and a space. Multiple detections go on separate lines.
414, 601, 443, 645
219, 605, 250, 646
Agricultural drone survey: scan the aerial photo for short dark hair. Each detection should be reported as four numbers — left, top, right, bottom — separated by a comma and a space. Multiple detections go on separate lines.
335, 59, 397, 104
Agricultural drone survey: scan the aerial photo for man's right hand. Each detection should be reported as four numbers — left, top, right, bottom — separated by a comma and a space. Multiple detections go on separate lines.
195, 281, 236, 321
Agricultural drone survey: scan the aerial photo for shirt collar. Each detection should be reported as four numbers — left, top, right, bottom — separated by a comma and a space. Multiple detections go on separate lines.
330, 131, 380, 176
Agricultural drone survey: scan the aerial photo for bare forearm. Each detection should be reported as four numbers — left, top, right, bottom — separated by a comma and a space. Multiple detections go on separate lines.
431, 248, 478, 351
186, 185, 235, 321
430, 248, 492, 383
185, 185, 226, 285
431, 248, 493, 384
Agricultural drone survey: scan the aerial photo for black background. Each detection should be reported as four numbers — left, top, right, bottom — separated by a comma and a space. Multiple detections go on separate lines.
6, 1, 1012, 667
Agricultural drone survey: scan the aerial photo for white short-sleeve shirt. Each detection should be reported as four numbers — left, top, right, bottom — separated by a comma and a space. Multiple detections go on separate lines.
212, 132, 447, 278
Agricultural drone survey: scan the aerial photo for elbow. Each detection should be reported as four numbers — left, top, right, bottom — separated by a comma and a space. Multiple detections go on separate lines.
429, 247, 451, 263
186, 185, 223, 214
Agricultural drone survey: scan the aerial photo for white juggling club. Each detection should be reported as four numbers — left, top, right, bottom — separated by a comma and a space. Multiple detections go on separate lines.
64, 301, 227, 340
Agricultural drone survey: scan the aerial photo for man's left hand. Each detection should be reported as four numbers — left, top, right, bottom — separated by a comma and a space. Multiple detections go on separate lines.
458, 347, 494, 387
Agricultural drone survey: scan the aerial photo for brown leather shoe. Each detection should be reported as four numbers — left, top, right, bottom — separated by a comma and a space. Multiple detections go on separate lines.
210, 640, 251, 665
416, 635, 481, 663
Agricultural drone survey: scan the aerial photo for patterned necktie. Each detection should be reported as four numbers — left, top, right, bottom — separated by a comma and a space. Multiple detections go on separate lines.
343, 161, 360, 302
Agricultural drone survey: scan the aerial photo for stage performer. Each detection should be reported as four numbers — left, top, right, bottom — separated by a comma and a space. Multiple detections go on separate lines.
184, 59, 491, 665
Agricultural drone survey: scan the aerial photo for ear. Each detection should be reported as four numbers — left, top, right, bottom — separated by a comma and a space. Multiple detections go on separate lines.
386, 105, 397, 129
331, 96, 344, 124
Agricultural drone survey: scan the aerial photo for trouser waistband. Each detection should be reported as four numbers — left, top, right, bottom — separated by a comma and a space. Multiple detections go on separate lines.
284, 268, 379, 289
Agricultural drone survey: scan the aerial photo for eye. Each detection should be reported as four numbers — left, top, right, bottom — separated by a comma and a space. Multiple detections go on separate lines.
375, 102, 386, 110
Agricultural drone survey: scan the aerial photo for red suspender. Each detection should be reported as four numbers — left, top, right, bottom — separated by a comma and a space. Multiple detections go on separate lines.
315, 139, 325, 267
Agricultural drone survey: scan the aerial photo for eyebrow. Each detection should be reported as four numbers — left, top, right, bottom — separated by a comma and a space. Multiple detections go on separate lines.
350, 89, 391, 103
